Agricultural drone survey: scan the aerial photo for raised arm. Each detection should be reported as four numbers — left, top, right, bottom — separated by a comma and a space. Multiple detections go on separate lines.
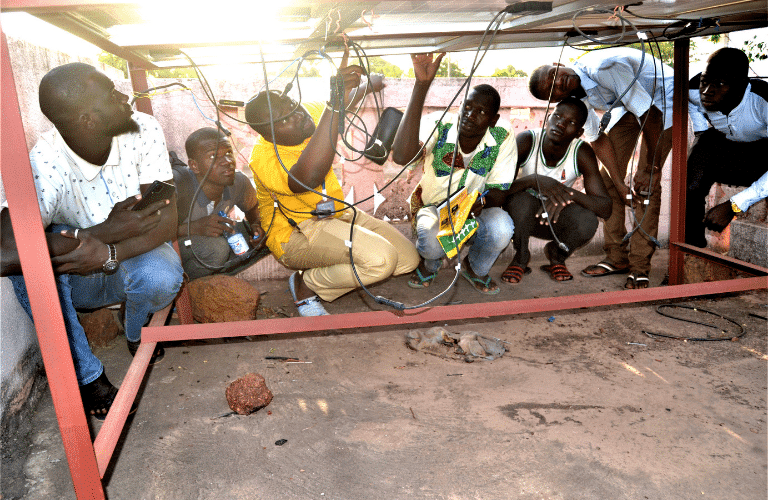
391, 52, 446, 165
288, 49, 363, 193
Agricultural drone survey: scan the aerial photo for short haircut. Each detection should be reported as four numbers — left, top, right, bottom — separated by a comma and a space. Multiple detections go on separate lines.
471, 84, 501, 115
528, 65, 549, 100
185, 127, 227, 161
244, 91, 276, 135
706, 47, 750, 81
555, 97, 588, 127
39, 62, 98, 126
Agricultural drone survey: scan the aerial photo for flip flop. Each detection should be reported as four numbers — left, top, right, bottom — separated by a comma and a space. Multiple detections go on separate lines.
581, 261, 630, 277
625, 274, 650, 289
80, 371, 137, 421
540, 263, 573, 282
407, 268, 438, 289
127, 339, 165, 365
461, 270, 500, 295
500, 263, 531, 284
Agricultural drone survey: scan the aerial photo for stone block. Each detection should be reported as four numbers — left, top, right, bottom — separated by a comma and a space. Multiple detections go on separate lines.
729, 219, 768, 268
78, 308, 122, 348
225, 373, 273, 415
188, 275, 260, 323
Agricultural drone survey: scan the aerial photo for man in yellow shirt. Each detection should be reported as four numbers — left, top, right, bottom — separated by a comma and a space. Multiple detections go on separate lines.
245, 52, 419, 316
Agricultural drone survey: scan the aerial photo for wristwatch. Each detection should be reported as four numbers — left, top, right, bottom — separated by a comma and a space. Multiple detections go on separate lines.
730, 200, 742, 214
103, 244, 119, 275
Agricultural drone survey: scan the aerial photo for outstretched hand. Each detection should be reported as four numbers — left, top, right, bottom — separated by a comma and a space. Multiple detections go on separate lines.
411, 52, 446, 83
51, 229, 111, 275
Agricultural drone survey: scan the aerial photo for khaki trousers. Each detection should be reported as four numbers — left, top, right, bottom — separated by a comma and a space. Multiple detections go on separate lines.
280, 210, 420, 302
601, 113, 673, 276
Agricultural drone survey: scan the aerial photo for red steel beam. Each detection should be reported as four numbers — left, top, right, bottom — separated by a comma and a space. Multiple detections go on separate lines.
1, 32, 105, 500
142, 276, 767, 343
128, 61, 154, 116
669, 38, 690, 286
671, 242, 768, 276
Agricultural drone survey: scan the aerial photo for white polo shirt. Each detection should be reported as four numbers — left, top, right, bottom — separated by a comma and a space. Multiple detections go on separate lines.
27, 112, 172, 229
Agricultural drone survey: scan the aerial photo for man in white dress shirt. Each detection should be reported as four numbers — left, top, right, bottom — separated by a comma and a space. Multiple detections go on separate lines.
685, 47, 768, 247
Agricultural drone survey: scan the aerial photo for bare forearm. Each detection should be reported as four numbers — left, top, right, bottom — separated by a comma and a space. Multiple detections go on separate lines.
392, 81, 431, 165
288, 108, 339, 193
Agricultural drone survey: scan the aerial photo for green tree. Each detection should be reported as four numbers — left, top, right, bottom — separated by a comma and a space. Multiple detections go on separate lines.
99, 52, 197, 79
594, 41, 690, 67
742, 35, 768, 63
99, 52, 128, 78
491, 65, 528, 77
407, 59, 466, 78
363, 57, 403, 78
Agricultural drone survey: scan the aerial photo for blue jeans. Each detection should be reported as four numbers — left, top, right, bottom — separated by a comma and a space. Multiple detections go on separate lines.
415, 206, 514, 276
9, 230, 183, 385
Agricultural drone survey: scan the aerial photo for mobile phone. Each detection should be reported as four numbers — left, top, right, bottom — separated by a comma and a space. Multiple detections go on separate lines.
132, 180, 175, 211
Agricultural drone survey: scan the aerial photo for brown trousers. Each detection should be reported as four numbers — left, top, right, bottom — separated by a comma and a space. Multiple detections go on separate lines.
600, 113, 673, 276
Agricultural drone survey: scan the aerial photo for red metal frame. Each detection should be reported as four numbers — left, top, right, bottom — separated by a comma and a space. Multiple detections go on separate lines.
2, 23, 766, 500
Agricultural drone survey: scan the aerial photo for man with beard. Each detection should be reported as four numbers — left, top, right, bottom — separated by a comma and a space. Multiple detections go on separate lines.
174, 127, 266, 279
685, 47, 768, 247
391, 52, 516, 295
500, 98, 611, 284
0, 62, 183, 419
245, 50, 419, 317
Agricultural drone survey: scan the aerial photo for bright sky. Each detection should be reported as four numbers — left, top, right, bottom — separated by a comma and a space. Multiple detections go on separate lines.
2, 12, 767, 78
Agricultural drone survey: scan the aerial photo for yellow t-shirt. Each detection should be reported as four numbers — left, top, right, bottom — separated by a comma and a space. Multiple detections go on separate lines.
249, 102, 345, 259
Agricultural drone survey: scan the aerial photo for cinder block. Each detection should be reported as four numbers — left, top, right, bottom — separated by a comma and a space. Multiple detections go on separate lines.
729, 219, 768, 268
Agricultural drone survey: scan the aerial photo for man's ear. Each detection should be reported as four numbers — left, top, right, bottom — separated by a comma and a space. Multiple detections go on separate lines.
187, 159, 200, 175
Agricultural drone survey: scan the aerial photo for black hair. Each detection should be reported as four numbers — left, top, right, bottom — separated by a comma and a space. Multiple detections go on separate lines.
244, 91, 277, 135
470, 84, 501, 115
706, 47, 750, 82
555, 97, 588, 127
39, 62, 98, 126
528, 65, 550, 100
185, 127, 228, 161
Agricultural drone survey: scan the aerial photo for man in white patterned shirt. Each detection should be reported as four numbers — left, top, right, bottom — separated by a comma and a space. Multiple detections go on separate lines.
0, 62, 183, 420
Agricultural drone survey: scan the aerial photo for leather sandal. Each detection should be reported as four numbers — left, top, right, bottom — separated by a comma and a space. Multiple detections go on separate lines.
461, 270, 500, 295
581, 261, 630, 277
127, 339, 165, 365
625, 274, 650, 289
500, 263, 531, 284
541, 263, 574, 282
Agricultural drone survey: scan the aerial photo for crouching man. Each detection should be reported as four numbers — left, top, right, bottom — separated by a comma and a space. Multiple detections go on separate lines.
501, 98, 611, 284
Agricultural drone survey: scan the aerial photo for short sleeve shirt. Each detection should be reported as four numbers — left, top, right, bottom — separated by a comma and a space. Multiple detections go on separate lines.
417, 111, 517, 206
27, 112, 171, 229
180, 170, 258, 224
248, 102, 344, 259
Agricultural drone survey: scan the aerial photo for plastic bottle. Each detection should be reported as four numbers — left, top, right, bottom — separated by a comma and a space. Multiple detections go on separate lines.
217, 211, 249, 256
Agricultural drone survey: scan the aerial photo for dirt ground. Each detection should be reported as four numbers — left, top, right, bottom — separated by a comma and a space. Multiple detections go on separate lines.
7, 251, 768, 500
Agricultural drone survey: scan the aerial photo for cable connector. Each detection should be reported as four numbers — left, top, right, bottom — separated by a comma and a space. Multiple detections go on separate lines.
503, 1, 553, 16
374, 296, 405, 310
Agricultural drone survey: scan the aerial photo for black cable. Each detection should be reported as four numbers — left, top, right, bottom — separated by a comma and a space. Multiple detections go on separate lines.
642, 304, 746, 341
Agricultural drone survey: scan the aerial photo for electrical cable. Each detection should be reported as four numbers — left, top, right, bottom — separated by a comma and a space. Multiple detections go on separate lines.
642, 304, 745, 341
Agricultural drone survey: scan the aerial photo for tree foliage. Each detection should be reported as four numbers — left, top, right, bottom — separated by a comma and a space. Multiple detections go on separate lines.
742, 35, 768, 63
363, 57, 404, 78
491, 65, 528, 77
406, 59, 466, 78
98, 52, 198, 79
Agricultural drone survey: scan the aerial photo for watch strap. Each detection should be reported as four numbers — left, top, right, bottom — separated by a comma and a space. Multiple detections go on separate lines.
730, 200, 742, 213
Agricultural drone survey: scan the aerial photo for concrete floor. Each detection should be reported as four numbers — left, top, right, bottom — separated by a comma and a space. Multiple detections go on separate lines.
9, 250, 768, 500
